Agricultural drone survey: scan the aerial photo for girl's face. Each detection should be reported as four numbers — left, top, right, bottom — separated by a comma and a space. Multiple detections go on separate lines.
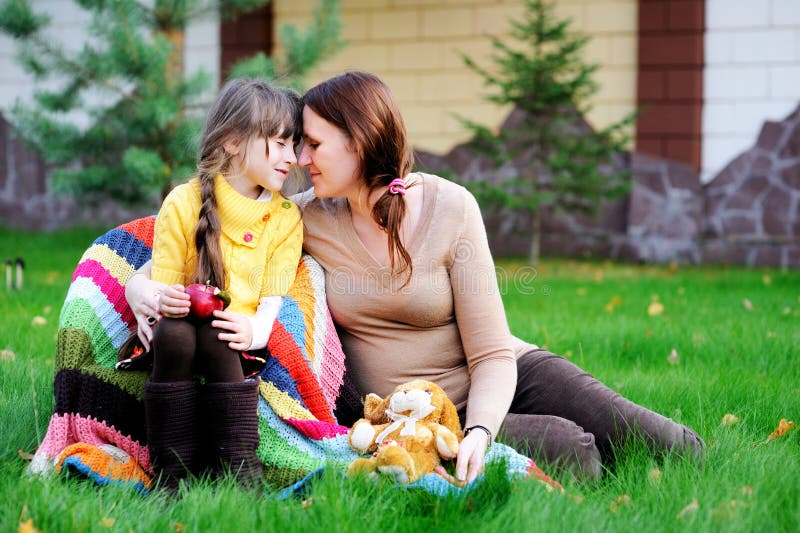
229, 135, 297, 198
298, 106, 361, 199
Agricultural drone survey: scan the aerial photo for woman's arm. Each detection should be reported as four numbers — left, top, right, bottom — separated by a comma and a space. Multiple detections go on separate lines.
449, 189, 518, 483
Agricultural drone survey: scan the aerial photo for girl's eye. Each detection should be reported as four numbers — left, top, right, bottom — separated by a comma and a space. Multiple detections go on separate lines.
277, 141, 286, 148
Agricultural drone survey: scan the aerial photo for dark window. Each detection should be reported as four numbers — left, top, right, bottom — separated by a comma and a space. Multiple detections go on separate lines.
219, 4, 274, 82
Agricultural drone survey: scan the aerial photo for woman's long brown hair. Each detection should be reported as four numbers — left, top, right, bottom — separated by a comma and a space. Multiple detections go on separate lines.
302, 71, 415, 279
193, 78, 302, 289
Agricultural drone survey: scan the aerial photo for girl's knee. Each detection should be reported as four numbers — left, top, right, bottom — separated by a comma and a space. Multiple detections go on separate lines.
152, 319, 196, 361
153, 317, 194, 340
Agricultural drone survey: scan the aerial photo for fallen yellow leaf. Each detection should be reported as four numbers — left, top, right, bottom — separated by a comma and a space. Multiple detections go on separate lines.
31, 316, 47, 327
605, 296, 623, 313
762, 275, 772, 285
648, 301, 665, 316
755, 418, 795, 447
721, 414, 740, 426
100, 517, 116, 528
767, 419, 795, 440
676, 498, 699, 519
649, 467, 662, 483
667, 348, 680, 365
18, 519, 41, 533
609, 494, 631, 513
301, 497, 314, 509
710, 499, 749, 521
568, 493, 584, 505
740, 485, 753, 498
0, 349, 16, 362
17, 450, 34, 461
742, 299, 754, 311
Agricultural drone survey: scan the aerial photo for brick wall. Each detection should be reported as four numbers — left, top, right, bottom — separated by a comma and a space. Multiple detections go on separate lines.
220, 4, 272, 80
274, 0, 639, 155
636, 0, 705, 170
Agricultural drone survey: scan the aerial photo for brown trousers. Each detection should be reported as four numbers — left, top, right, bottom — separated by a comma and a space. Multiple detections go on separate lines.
494, 349, 704, 481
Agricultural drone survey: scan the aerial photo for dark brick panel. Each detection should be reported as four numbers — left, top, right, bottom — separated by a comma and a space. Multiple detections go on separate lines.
636, 0, 704, 170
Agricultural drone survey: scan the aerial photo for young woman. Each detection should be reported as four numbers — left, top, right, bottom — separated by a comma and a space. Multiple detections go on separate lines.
141, 78, 302, 490
129, 71, 704, 486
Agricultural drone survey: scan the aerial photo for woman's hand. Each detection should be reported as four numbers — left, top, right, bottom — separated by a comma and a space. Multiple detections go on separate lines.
433, 429, 490, 487
125, 272, 168, 350
455, 429, 490, 484
211, 310, 253, 351
158, 284, 191, 318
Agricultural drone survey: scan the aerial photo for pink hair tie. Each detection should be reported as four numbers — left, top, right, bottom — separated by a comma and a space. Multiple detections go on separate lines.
388, 178, 406, 196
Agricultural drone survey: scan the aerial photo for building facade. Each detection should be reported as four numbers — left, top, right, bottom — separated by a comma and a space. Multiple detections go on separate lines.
1, 1, 799, 265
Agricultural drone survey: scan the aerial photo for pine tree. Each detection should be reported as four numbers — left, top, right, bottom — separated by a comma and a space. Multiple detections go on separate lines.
0, 0, 343, 205
460, 0, 633, 266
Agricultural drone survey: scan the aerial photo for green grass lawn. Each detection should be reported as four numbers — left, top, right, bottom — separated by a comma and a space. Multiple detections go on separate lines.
1, 227, 798, 532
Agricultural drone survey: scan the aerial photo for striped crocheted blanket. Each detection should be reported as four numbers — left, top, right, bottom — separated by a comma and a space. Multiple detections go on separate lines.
28, 217, 560, 494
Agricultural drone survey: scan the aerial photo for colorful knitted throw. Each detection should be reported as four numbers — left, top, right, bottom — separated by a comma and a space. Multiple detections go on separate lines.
28, 217, 560, 494
27, 216, 359, 490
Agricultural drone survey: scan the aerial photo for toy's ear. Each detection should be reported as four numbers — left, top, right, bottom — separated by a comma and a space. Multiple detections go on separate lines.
363, 393, 389, 424
438, 395, 463, 438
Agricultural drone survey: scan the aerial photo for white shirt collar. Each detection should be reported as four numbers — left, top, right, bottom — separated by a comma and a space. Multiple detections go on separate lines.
256, 188, 273, 203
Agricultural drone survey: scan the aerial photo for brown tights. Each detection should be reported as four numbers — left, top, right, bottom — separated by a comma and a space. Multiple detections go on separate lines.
151, 318, 244, 383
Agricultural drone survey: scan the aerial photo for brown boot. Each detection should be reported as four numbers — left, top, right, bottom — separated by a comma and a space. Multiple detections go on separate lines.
143, 380, 200, 491
203, 380, 264, 489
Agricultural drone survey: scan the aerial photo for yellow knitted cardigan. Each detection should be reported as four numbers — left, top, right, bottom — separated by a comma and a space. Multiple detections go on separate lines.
151, 174, 302, 314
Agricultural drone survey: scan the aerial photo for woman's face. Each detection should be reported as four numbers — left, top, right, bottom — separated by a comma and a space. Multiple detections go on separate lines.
298, 105, 361, 199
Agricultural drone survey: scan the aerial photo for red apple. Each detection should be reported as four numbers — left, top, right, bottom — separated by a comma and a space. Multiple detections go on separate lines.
185, 282, 231, 322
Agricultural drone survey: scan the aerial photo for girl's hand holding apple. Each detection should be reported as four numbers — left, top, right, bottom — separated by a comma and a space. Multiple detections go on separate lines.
158, 284, 191, 318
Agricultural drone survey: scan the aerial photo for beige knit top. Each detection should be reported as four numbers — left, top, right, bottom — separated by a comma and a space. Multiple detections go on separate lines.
299, 173, 523, 435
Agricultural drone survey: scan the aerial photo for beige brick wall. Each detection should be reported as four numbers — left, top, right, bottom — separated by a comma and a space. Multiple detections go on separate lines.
274, 0, 638, 154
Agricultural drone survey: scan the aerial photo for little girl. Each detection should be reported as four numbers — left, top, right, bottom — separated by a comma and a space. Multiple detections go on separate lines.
144, 78, 302, 490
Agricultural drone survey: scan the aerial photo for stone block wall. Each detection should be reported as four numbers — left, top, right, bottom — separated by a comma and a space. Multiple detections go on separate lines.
2, 99, 798, 267
417, 104, 800, 269
701, 106, 800, 266
0, 116, 155, 230
623, 153, 703, 263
